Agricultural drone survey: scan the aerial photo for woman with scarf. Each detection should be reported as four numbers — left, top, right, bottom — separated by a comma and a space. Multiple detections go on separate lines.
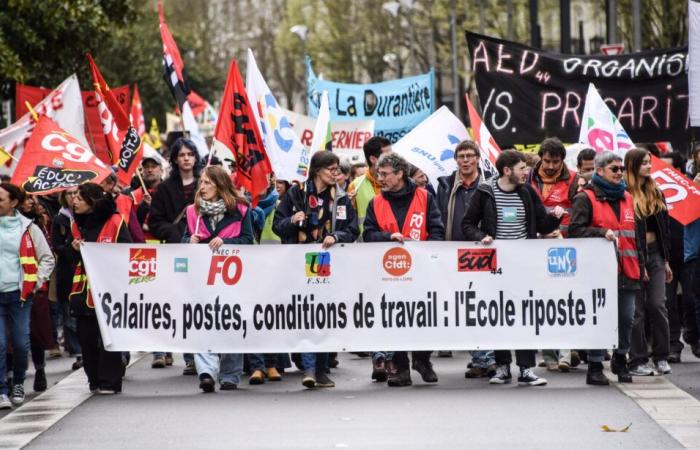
183, 165, 254, 393
569, 151, 643, 386
624, 148, 673, 376
273, 151, 359, 389
69, 183, 132, 394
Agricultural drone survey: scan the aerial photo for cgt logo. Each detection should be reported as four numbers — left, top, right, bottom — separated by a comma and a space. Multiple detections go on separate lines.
457, 248, 497, 272
547, 247, 577, 276
129, 248, 157, 284
383, 247, 412, 277
207, 255, 243, 285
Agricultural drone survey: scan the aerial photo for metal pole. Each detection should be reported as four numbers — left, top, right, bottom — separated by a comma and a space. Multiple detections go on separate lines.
560, 0, 571, 54
606, 0, 618, 44
507, 0, 514, 41
451, 0, 460, 118
529, 0, 539, 48
632, 0, 641, 51
578, 20, 585, 54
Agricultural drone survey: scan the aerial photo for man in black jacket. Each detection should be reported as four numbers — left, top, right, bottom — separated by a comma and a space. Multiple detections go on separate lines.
462, 150, 563, 386
363, 152, 445, 387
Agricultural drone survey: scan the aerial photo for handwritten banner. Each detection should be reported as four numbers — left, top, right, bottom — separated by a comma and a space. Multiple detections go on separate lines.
466, 32, 689, 148
81, 240, 618, 353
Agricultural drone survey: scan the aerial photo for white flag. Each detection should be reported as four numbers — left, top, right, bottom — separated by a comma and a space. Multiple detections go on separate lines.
392, 106, 467, 186
578, 83, 634, 156
246, 49, 309, 182
310, 90, 332, 154
0, 74, 88, 176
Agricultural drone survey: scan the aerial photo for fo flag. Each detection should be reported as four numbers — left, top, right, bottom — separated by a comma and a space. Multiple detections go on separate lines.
466, 95, 500, 176
11, 116, 112, 195
87, 54, 143, 186
213, 60, 272, 206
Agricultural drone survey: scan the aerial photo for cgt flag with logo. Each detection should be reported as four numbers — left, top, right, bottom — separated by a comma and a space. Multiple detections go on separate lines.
81, 239, 617, 353
214, 60, 272, 206
10, 115, 112, 195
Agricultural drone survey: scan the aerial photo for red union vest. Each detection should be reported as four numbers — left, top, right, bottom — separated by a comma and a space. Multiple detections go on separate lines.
531, 169, 576, 235
19, 229, 46, 301
69, 214, 123, 309
584, 189, 640, 281
373, 187, 428, 241
115, 194, 133, 225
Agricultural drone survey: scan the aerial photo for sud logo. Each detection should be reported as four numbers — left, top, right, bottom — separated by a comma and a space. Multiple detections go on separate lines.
547, 247, 577, 276
305, 252, 331, 284
129, 248, 157, 284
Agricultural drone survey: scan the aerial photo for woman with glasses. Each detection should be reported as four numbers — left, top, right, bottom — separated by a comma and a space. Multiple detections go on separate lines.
273, 151, 358, 389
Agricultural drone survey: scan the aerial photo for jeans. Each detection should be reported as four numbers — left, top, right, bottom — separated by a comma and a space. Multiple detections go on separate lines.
301, 353, 328, 373
391, 351, 431, 370
60, 301, 81, 356
0, 291, 32, 395
494, 350, 536, 368
195, 353, 243, 384
630, 244, 670, 365
680, 259, 700, 345
589, 288, 637, 362
248, 353, 284, 371
469, 350, 495, 368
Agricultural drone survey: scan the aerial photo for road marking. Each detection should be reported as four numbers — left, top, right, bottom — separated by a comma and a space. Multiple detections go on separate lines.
613, 371, 700, 448
0, 352, 146, 449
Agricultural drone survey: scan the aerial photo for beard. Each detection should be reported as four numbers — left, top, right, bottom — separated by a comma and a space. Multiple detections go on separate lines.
507, 173, 523, 186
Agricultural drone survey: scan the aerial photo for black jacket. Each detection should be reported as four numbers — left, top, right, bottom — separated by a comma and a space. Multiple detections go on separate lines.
148, 176, 198, 243
461, 181, 560, 241
436, 171, 482, 240
363, 179, 445, 242
51, 210, 78, 303
273, 182, 358, 244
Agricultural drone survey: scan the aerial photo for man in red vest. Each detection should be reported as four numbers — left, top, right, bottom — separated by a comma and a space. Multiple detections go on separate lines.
363, 152, 445, 387
529, 138, 580, 372
569, 151, 641, 386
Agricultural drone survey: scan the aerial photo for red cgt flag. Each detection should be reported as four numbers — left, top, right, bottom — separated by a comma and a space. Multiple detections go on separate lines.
213, 60, 272, 206
130, 85, 146, 137
87, 53, 143, 186
650, 155, 700, 225
11, 115, 112, 195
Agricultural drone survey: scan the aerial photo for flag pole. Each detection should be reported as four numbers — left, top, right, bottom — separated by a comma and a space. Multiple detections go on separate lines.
24, 102, 39, 122
0, 146, 19, 162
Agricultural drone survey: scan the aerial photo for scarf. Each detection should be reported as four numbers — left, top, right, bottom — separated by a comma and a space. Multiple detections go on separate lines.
199, 198, 227, 229
591, 173, 627, 200
445, 172, 478, 241
537, 164, 564, 198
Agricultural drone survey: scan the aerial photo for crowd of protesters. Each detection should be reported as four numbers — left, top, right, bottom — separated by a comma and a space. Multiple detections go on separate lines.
2, 133, 700, 405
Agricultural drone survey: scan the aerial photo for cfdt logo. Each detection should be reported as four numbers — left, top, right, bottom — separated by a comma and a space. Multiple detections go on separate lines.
547, 247, 577, 276
305, 252, 331, 284
129, 248, 157, 284
383, 247, 412, 277
457, 248, 497, 272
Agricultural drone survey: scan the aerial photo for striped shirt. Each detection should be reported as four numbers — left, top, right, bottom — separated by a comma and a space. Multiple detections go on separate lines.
493, 180, 527, 240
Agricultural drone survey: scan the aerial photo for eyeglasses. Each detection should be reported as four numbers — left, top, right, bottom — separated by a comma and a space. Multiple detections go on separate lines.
377, 170, 396, 178
607, 165, 624, 173
456, 153, 478, 161
324, 166, 339, 173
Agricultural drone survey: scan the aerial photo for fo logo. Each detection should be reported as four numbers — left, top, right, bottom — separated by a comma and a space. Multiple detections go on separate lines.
305, 252, 331, 277
383, 247, 412, 277
547, 247, 577, 276
129, 248, 157, 284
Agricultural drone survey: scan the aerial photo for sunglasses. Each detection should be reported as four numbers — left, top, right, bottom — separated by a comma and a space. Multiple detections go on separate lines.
607, 165, 624, 173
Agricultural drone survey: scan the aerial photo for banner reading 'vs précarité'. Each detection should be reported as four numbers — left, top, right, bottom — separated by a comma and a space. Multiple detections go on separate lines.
466, 32, 689, 148
82, 240, 617, 353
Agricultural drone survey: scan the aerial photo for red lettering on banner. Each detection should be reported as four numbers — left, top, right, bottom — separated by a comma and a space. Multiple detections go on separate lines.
207, 255, 243, 285
300, 129, 313, 146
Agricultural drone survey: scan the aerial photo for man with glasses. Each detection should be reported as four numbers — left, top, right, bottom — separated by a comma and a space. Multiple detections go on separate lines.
569, 151, 640, 386
363, 152, 445, 387
462, 150, 563, 386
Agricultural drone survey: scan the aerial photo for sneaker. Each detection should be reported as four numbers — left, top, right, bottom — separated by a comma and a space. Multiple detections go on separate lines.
371, 357, 387, 382
488, 365, 512, 384
0, 394, 11, 409
249, 369, 265, 385
629, 364, 653, 376
96, 388, 118, 395
570, 350, 581, 368
654, 360, 672, 375
518, 367, 547, 386
182, 362, 197, 376
10, 385, 25, 405
315, 371, 335, 388
220, 381, 238, 390
411, 359, 438, 383
33, 368, 47, 392
302, 370, 316, 389
199, 374, 215, 393
164, 354, 174, 366
266, 367, 282, 381
387, 368, 412, 387
464, 366, 487, 378
558, 361, 571, 372
151, 356, 166, 369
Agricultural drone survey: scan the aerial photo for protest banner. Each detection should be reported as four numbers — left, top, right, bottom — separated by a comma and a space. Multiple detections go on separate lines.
466, 32, 688, 148
2, 75, 89, 177
281, 108, 374, 162
690, 0, 700, 126
392, 106, 466, 185
81, 239, 618, 353
307, 57, 434, 144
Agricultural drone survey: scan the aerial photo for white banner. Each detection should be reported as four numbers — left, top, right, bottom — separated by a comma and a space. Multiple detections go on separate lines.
689, 0, 700, 126
0, 74, 87, 176
281, 108, 374, 162
392, 106, 466, 186
81, 240, 618, 353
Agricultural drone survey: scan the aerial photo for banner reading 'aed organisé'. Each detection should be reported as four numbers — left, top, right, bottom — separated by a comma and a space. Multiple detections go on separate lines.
82, 240, 618, 353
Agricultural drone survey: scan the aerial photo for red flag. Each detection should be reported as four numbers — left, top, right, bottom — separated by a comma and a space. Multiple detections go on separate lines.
466, 95, 501, 175
11, 115, 112, 195
130, 85, 146, 137
650, 155, 700, 225
214, 60, 272, 206
87, 54, 143, 186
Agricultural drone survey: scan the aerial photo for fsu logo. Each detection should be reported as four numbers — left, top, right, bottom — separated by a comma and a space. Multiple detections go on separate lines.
305, 252, 331, 284
129, 248, 157, 284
